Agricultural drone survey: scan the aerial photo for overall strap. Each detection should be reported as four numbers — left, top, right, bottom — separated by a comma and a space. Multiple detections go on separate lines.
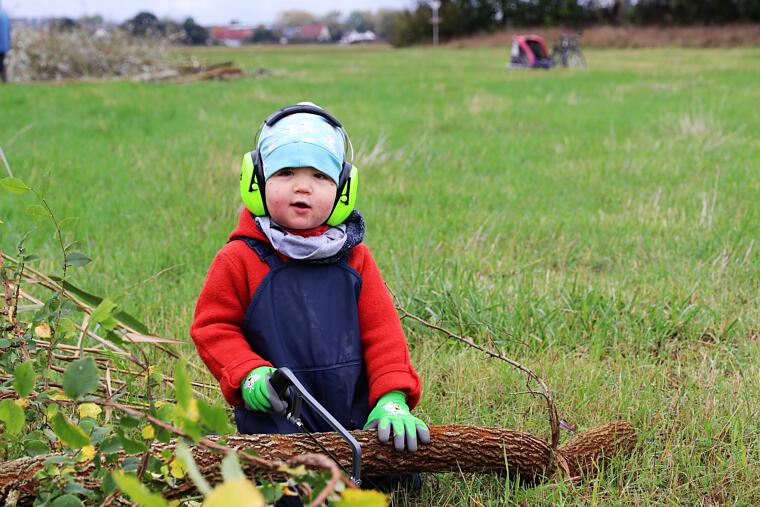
228, 236, 283, 269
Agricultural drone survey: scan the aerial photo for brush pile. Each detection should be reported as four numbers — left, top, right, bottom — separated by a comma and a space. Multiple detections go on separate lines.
8, 26, 243, 82
8, 26, 174, 81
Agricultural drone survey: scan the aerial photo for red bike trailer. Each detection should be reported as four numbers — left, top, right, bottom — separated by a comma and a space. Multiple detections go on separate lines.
508, 34, 552, 69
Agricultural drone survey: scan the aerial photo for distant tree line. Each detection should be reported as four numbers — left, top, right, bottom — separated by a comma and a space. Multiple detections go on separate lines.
47, 12, 209, 45
631, 0, 760, 25
122, 12, 208, 44
45, 3, 760, 48
391, 0, 760, 46
46, 10, 390, 45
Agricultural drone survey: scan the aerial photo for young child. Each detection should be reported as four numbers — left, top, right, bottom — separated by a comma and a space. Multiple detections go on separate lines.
190, 103, 430, 455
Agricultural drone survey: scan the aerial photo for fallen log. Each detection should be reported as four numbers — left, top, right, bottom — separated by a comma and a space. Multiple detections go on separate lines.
167, 65, 243, 83
133, 64, 244, 83
0, 422, 636, 504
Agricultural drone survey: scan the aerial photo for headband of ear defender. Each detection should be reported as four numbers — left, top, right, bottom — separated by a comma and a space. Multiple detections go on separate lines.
239, 104, 359, 227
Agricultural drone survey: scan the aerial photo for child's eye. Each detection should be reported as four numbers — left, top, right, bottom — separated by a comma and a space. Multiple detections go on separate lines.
313, 173, 326, 180
277, 170, 293, 177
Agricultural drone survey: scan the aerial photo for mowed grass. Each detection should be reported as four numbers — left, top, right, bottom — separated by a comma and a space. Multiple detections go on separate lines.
1, 46, 759, 505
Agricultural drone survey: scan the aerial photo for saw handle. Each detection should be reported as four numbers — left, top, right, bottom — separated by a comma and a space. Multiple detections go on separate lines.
269, 368, 293, 404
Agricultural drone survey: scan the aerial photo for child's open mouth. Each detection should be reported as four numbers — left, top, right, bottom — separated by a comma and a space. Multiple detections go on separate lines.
291, 202, 310, 209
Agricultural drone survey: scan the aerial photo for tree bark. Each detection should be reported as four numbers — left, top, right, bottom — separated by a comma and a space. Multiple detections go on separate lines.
0, 422, 636, 504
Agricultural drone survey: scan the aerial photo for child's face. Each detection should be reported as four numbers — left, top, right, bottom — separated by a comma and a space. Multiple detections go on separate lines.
265, 166, 337, 229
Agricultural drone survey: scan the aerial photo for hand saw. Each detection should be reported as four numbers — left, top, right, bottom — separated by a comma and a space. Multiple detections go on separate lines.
269, 367, 363, 486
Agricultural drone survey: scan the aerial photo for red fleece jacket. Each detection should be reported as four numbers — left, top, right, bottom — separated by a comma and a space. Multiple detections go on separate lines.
190, 209, 421, 410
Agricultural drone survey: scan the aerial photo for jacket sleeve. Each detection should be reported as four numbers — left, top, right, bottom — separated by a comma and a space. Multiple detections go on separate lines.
354, 246, 422, 409
189, 248, 272, 406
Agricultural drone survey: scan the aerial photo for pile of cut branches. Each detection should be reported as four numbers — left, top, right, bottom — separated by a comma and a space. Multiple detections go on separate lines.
7, 27, 243, 83
9, 26, 173, 81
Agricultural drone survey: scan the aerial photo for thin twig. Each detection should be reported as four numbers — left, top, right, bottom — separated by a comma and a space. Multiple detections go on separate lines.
10, 256, 30, 362
23, 187, 70, 390
4, 252, 186, 366
15, 290, 140, 362
288, 453, 356, 507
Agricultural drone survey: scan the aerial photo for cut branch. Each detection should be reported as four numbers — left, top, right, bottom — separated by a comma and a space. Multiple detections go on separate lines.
0, 422, 637, 504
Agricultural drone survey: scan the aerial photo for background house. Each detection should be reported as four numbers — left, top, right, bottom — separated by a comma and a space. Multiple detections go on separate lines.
297, 23, 330, 42
210, 24, 253, 46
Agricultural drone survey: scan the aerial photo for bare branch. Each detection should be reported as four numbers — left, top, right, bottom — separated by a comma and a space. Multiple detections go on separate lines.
388, 285, 561, 464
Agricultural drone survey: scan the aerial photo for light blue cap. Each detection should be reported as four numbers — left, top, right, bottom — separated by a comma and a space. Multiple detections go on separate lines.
258, 103, 345, 185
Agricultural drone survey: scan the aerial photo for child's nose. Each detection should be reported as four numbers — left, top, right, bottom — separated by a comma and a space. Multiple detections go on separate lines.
293, 178, 312, 193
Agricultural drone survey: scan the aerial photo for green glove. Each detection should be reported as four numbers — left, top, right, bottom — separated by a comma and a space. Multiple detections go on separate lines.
241, 366, 288, 414
364, 391, 430, 452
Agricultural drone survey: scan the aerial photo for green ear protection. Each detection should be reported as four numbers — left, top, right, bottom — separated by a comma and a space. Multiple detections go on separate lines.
239, 104, 359, 227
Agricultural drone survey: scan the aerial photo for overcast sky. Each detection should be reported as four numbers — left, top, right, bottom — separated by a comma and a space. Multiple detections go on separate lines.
2, 0, 415, 25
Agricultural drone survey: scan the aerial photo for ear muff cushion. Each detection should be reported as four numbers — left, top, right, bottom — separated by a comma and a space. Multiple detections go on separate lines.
326, 165, 359, 226
240, 152, 266, 216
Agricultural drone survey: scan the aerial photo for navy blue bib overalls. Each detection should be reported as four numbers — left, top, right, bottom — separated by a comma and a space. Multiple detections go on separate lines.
230, 236, 371, 434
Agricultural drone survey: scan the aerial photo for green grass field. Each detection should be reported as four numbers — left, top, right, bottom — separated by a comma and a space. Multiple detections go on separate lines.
1, 45, 759, 505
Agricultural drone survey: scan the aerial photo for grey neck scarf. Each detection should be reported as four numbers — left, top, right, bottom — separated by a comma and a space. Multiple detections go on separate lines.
254, 210, 365, 264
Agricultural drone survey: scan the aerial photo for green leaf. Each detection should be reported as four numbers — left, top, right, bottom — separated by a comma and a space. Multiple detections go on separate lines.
120, 435, 149, 454
177, 415, 202, 442
156, 403, 175, 421
258, 481, 284, 504
0, 177, 29, 194
58, 217, 79, 232
220, 452, 245, 482
50, 494, 85, 507
101, 472, 117, 495
14, 360, 36, 397
63, 357, 99, 399
156, 426, 172, 443
24, 439, 51, 456
100, 435, 123, 454
198, 399, 234, 436
175, 442, 211, 495
119, 414, 141, 428
57, 318, 77, 340
50, 413, 90, 448
48, 277, 150, 334
111, 471, 169, 507
91, 298, 118, 331
65, 251, 92, 267
0, 399, 25, 434
174, 360, 191, 410
105, 329, 126, 346
63, 482, 92, 496
117, 427, 148, 454
26, 204, 50, 221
